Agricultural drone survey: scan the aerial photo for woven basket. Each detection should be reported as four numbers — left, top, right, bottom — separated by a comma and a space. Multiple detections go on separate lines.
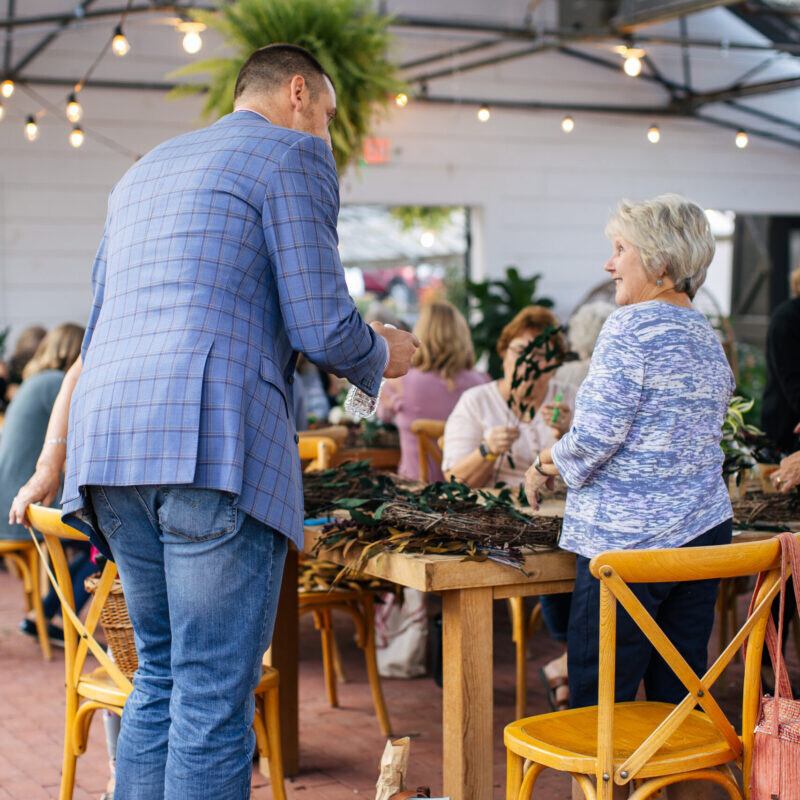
84, 573, 138, 680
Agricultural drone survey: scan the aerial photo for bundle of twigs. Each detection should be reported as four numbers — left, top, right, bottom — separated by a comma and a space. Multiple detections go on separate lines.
298, 556, 397, 595
304, 461, 561, 576
732, 491, 800, 527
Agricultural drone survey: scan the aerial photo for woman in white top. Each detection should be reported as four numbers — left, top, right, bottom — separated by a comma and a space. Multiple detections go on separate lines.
442, 305, 575, 488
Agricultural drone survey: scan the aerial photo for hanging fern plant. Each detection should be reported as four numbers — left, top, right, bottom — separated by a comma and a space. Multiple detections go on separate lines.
168, 0, 405, 172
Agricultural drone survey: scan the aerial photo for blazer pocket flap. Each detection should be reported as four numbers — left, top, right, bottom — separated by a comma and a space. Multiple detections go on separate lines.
260, 354, 289, 410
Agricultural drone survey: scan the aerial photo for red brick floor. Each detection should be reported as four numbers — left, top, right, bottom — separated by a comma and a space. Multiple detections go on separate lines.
1, 566, 797, 799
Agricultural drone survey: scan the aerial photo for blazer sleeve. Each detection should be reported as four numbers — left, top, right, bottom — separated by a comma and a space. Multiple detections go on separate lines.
262, 134, 387, 397
550, 314, 645, 488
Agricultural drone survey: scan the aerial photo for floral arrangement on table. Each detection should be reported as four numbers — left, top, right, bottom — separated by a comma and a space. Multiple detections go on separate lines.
304, 461, 561, 577
731, 492, 800, 529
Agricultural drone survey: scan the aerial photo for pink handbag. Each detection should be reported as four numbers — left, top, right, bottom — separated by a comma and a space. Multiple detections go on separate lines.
749, 532, 800, 800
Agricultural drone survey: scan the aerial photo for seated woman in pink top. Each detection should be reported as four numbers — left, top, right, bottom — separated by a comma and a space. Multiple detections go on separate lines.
378, 301, 488, 481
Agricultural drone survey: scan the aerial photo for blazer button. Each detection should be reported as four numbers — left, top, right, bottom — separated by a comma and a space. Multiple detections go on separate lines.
294, 433, 299, 443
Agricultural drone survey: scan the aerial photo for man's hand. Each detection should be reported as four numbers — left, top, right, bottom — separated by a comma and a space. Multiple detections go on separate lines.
771, 451, 800, 494
483, 425, 520, 456
371, 322, 420, 379
9, 462, 62, 528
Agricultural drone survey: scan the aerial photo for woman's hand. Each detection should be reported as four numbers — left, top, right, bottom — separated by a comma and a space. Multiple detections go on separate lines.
483, 425, 520, 456
771, 451, 800, 494
542, 401, 572, 439
9, 460, 62, 528
524, 465, 549, 509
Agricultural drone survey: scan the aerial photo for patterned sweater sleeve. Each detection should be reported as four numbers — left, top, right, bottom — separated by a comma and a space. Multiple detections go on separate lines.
551, 312, 645, 488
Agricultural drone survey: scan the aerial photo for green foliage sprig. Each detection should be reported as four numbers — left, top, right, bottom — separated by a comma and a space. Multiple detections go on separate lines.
466, 267, 554, 378
390, 206, 457, 232
0, 326, 9, 360
722, 395, 764, 481
168, 0, 405, 172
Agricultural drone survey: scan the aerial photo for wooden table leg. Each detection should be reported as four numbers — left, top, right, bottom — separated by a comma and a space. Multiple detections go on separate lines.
442, 586, 494, 800
268, 546, 299, 776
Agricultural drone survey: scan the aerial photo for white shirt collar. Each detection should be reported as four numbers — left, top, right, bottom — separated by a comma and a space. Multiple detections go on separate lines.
234, 107, 271, 123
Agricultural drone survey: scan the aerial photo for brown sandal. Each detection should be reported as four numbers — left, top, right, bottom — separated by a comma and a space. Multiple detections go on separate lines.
538, 666, 570, 712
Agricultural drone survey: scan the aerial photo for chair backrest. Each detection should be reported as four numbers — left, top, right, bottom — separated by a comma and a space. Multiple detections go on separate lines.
410, 419, 446, 483
588, 534, 794, 798
297, 435, 338, 471
26, 504, 133, 696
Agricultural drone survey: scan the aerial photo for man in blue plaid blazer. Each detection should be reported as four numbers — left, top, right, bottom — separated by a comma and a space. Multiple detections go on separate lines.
11, 45, 417, 799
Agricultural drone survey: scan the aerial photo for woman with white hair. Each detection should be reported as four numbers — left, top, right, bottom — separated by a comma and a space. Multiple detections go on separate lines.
525, 195, 734, 781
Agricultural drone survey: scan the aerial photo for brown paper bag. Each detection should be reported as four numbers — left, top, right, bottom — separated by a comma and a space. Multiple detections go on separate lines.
375, 737, 410, 800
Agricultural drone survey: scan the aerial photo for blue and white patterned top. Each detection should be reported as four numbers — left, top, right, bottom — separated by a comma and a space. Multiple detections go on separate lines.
551, 301, 735, 559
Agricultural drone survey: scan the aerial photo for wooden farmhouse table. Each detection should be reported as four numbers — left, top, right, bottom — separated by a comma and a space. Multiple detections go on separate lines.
268, 499, 573, 800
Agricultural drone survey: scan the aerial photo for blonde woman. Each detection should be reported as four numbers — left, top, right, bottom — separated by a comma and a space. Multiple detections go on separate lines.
378, 301, 488, 481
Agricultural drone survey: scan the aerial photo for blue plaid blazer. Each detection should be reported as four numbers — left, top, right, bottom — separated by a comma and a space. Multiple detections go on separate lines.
62, 111, 387, 549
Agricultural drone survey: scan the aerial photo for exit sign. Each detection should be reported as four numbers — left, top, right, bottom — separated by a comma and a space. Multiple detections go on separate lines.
362, 137, 391, 164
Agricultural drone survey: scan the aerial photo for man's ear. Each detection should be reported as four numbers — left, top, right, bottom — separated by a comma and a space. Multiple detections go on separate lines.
288, 75, 306, 111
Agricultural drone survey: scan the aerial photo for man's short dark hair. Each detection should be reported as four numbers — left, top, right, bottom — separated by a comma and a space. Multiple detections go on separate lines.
234, 44, 333, 101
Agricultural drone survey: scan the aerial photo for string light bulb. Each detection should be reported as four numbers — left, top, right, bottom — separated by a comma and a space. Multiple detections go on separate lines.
395, 92, 408, 107
420, 230, 435, 248
66, 93, 82, 123
735, 130, 749, 149
624, 55, 642, 77
614, 45, 645, 78
1, 79, 14, 98
112, 25, 130, 56
69, 126, 85, 148
477, 105, 490, 122
24, 115, 38, 142
561, 115, 575, 133
177, 21, 205, 55
647, 124, 661, 144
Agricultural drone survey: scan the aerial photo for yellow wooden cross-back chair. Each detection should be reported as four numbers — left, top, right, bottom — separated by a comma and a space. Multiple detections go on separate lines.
0, 538, 52, 660
505, 533, 796, 800
26, 504, 287, 800
298, 434, 392, 736
411, 418, 542, 719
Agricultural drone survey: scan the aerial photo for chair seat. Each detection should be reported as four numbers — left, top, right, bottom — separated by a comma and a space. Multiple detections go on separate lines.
504, 701, 739, 778
256, 665, 279, 692
77, 667, 130, 708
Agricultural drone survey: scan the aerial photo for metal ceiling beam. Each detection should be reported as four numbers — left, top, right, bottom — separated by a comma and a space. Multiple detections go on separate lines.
689, 74, 800, 104
694, 110, 800, 150
415, 93, 676, 115
19, 75, 178, 92
409, 42, 554, 85
3, 0, 13, 73
10, 0, 99, 76
558, 44, 800, 133
400, 38, 504, 71
0, 4, 215, 30
613, 1, 739, 32
679, 16, 692, 91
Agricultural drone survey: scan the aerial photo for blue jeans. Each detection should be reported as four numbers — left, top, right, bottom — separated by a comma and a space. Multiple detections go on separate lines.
89, 486, 288, 800
568, 518, 732, 709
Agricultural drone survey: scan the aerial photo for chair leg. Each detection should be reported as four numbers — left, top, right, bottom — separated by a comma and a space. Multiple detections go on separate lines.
360, 594, 392, 737
573, 773, 598, 800
252, 696, 269, 777
317, 609, 339, 708
626, 768, 742, 800
527, 601, 542, 639
265, 683, 287, 800
507, 750, 524, 800
508, 597, 527, 720
27, 547, 52, 661
332, 632, 348, 684
59, 734, 78, 800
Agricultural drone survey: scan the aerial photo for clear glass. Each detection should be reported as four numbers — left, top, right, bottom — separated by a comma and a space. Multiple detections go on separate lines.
343, 379, 385, 419
343, 322, 394, 419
